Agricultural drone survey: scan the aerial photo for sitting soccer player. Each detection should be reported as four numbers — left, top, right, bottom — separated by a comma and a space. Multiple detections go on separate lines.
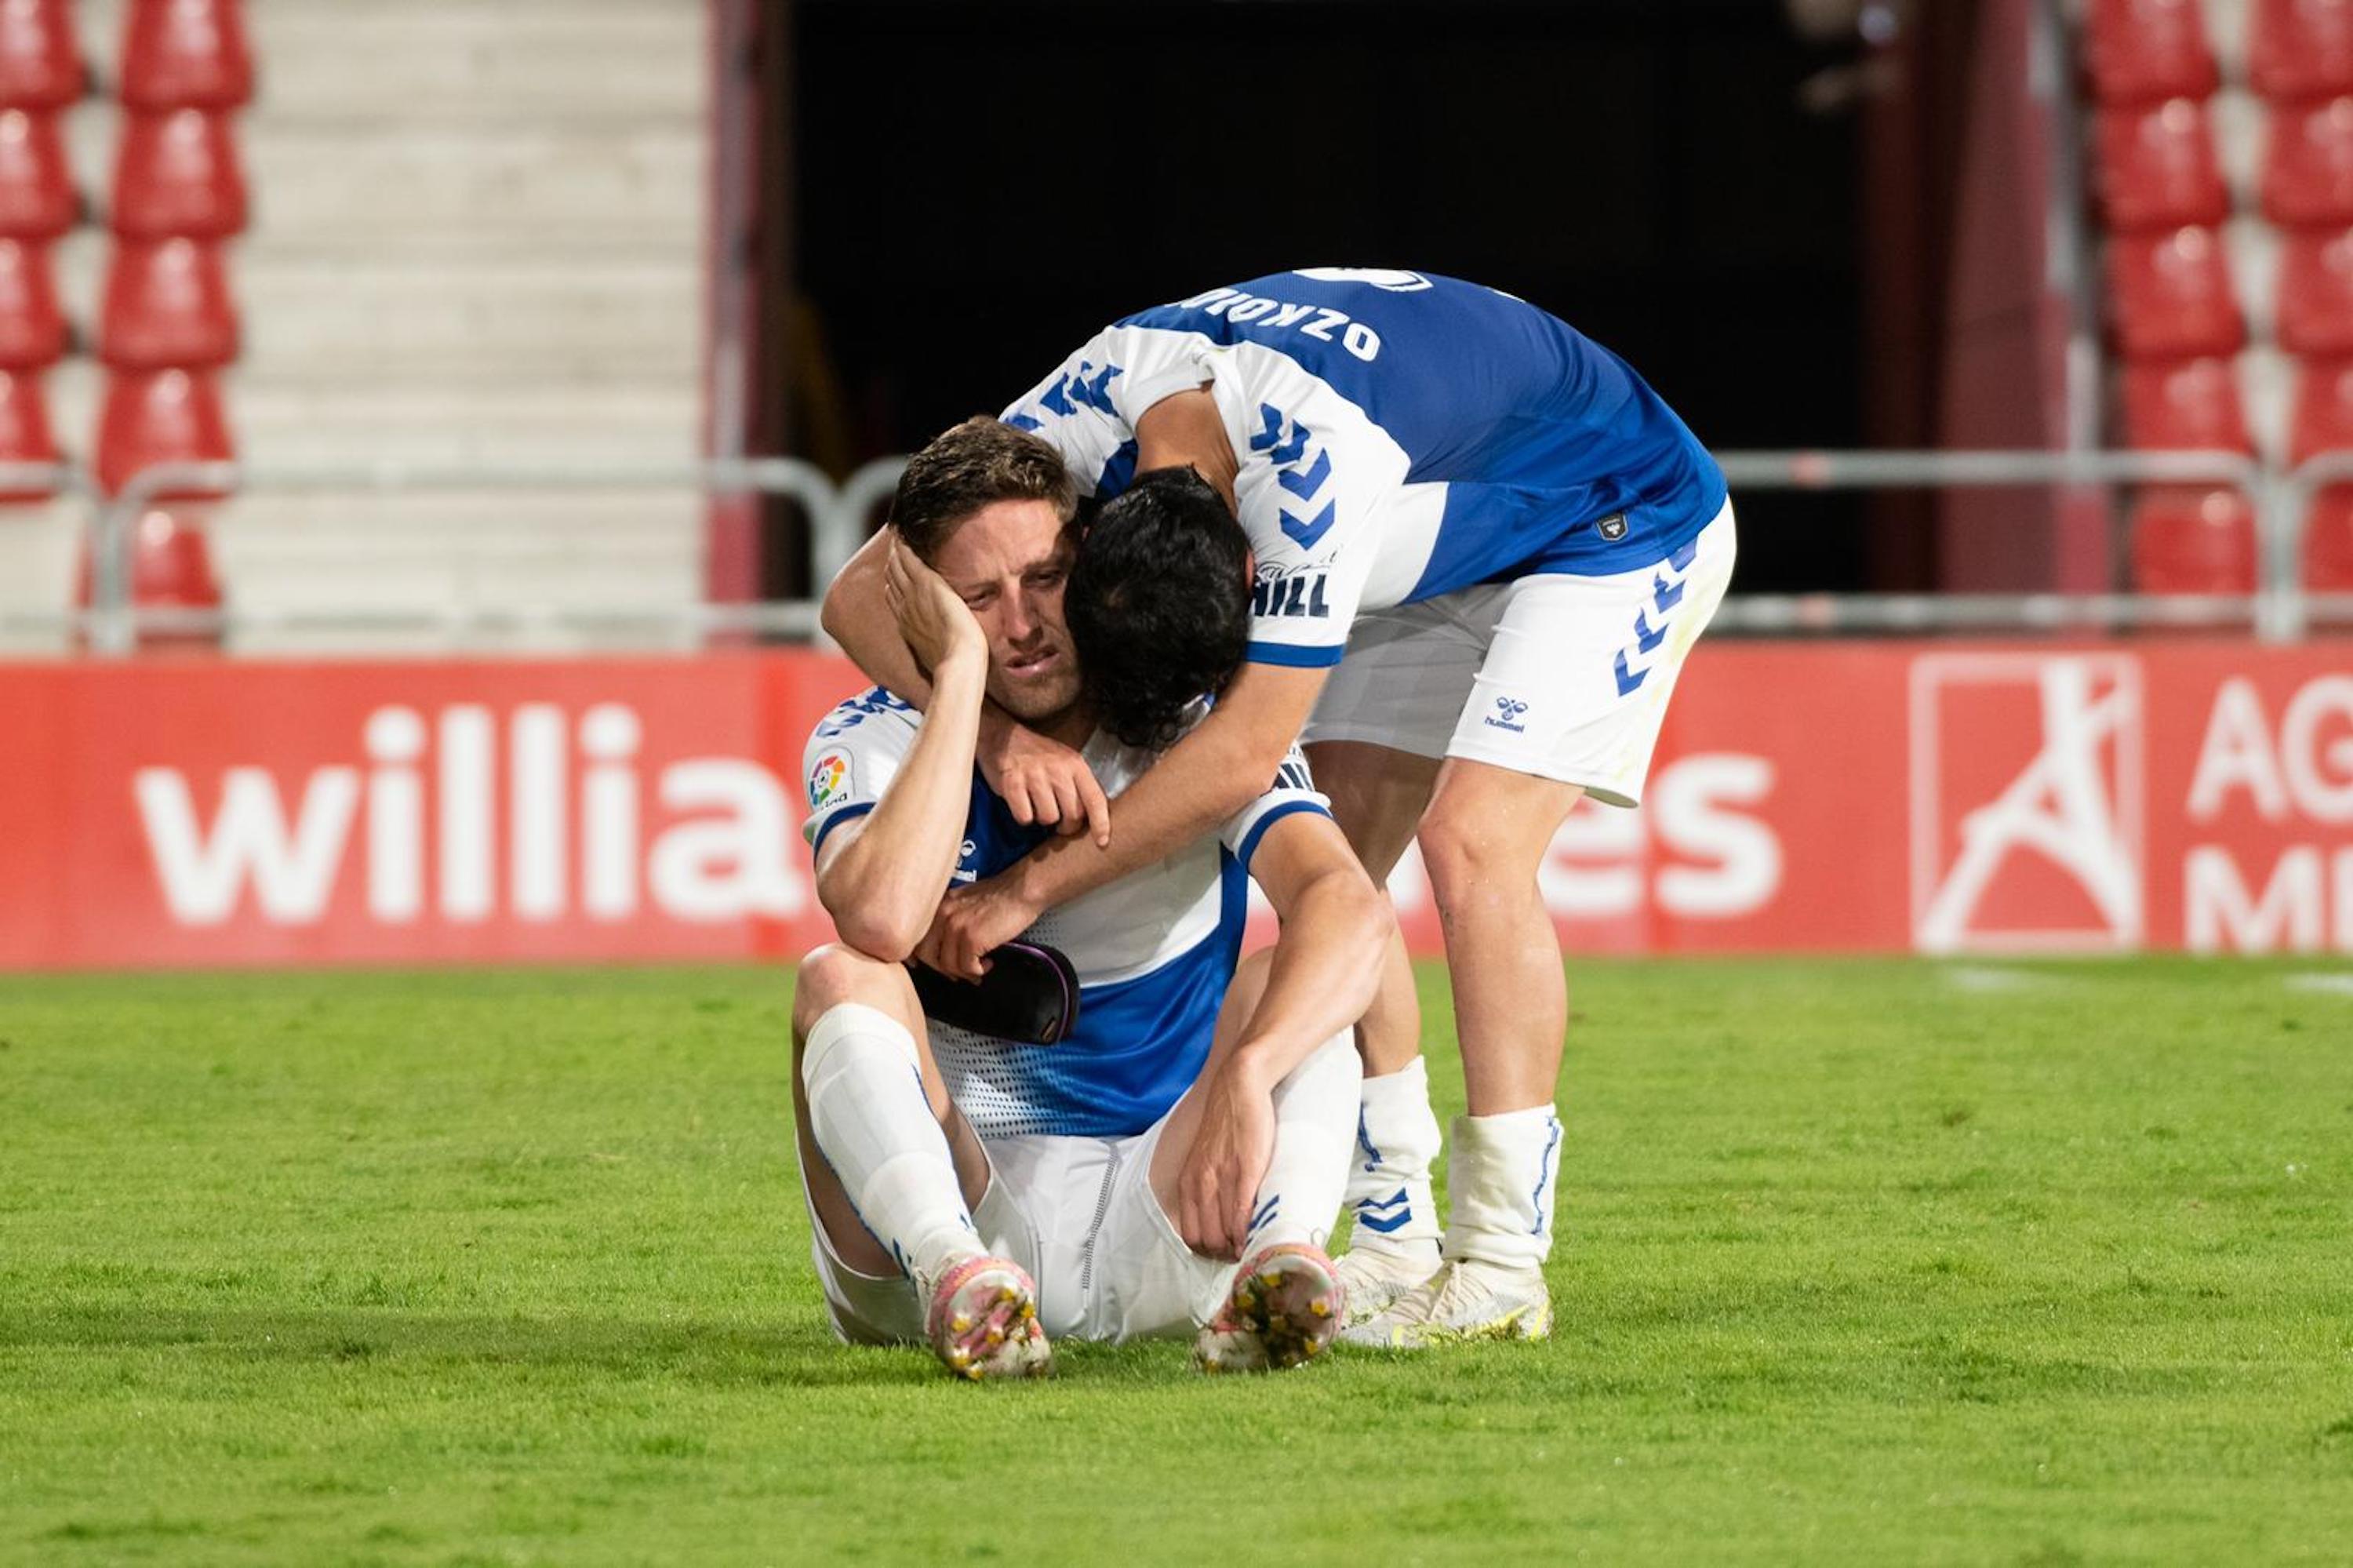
791, 417, 1391, 1379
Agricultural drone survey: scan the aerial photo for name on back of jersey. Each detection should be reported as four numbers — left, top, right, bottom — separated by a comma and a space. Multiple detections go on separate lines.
1178, 286, 1384, 362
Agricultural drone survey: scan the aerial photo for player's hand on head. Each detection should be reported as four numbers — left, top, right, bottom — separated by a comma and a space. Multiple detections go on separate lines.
980, 721, 1111, 846
883, 531, 984, 676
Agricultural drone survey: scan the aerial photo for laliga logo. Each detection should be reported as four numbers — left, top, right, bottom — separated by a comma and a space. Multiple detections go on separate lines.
1909, 655, 2144, 953
133, 703, 807, 926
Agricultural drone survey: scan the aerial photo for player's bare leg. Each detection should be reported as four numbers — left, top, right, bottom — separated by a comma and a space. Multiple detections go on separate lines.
1358, 758, 1584, 1348
1307, 740, 1448, 1318
792, 944, 1050, 1379
1151, 950, 1359, 1373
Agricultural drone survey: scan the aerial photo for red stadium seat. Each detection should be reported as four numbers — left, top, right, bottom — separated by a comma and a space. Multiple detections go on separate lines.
2129, 486, 2260, 592
2276, 226, 2353, 352
2287, 354, 2353, 456
0, 107, 71, 239
2304, 489, 2353, 584
2086, 0, 2220, 104
74, 505, 224, 649
2287, 359, 2353, 588
0, 236, 63, 367
2108, 227, 2246, 358
2252, 0, 2353, 102
96, 366, 232, 497
2262, 97, 2353, 226
2098, 100, 2230, 231
111, 108, 245, 240
118, 0, 253, 111
99, 237, 236, 369
0, 0, 84, 111
0, 365, 56, 500
2120, 356, 2253, 449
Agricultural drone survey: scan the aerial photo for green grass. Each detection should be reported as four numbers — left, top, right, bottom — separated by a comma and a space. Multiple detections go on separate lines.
2, 959, 2349, 1566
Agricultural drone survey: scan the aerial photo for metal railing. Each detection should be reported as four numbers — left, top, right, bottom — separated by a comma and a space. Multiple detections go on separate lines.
7, 447, 2348, 655
1712, 448, 2296, 638
46, 454, 907, 656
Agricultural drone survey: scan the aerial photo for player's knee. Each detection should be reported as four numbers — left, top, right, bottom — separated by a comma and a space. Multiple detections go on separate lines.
791, 942, 900, 1032
1417, 808, 1535, 911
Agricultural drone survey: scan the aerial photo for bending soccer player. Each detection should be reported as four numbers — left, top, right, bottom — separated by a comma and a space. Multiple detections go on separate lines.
793, 417, 1390, 1379
824, 270, 1736, 1348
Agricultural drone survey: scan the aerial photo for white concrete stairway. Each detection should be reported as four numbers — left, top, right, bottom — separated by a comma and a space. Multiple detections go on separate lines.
2, 0, 709, 652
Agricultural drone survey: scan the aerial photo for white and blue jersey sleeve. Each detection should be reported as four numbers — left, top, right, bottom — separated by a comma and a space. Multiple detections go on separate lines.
799, 686, 921, 855
1217, 743, 1333, 870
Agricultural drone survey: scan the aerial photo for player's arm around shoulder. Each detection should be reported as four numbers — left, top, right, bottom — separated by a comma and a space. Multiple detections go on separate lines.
812, 540, 989, 964
1005, 657, 1329, 926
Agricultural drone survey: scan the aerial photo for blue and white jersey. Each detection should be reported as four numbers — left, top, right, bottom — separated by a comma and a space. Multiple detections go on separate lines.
801, 687, 1330, 1140
1001, 267, 1727, 670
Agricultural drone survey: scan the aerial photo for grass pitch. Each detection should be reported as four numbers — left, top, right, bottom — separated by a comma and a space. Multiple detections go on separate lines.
2, 958, 2349, 1566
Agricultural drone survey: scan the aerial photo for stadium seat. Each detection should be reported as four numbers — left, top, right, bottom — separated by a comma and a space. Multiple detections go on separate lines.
99, 237, 237, 369
2287, 358, 2353, 587
118, 0, 253, 111
2129, 485, 2260, 591
2086, 0, 2221, 104
2108, 226, 2246, 358
2275, 225, 2353, 351
0, 0, 82, 111
2286, 352, 2353, 455
2120, 355, 2253, 448
2250, 0, 2353, 102
111, 108, 245, 240
2303, 489, 2353, 584
2099, 100, 2231, 231
2260, 96, 2353, 224
74, 505, 224, 648
0, 236, 63, 367
0, 107, 71, 239
96, 366, 232, 497
0, 365, 56, 500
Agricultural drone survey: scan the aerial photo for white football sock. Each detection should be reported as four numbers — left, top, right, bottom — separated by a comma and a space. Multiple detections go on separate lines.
1344, 1057, 1444, 1264
800, 1002, 983, 1283
1242, 1032, 1362, 1257
1441, 1107, 1563, 1272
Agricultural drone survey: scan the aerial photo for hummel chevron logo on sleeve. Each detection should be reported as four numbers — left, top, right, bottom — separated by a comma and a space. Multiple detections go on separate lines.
1252, 403, 1337, 549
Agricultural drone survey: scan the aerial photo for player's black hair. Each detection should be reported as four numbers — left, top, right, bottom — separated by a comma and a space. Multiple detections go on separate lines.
1065, 467, 1252, 753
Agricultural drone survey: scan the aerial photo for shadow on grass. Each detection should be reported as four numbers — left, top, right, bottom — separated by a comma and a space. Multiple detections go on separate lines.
2, 1304, 922, 1388
1, 1304, 1195, 1390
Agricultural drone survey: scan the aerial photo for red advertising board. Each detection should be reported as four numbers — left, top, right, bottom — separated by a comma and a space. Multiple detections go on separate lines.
2, 642, 2348, 970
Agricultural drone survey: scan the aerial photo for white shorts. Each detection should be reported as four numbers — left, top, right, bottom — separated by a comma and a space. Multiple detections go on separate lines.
1301, 503, 1737, 807
805, 1111, 1234, 1346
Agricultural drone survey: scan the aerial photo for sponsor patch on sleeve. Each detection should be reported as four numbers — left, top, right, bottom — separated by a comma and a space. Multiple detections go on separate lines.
807, 748, 853, 811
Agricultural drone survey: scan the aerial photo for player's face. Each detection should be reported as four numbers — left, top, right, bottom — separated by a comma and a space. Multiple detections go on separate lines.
929, 498, 1082, 722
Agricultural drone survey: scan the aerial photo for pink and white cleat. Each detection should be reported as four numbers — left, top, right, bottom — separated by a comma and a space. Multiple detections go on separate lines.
1192, 1242, 1346, 1374
923, 1254, 1053, 1381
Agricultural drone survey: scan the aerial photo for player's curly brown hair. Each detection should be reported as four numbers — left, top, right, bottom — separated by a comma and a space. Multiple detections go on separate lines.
1065, 467, 1253, 752
888, 416, 1079, 561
